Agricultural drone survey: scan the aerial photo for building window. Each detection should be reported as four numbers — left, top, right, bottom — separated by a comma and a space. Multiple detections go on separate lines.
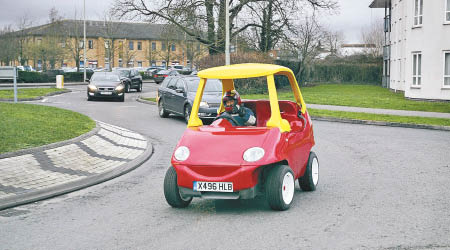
151, 61, 156, 66
412, 52, 422, 86
105, 41, 110, 49
79, 41, 84, 49
444, 52, 450, 86
446, 0, 450, 22
171, 44, 176, 51
88, 40, 93, 49
162, 43, 166, 51
414, 0, 423, 26
129, 41, 134, 50
138, 41, 142, 50
152, 42, 156, 51
37, 38, 42, 45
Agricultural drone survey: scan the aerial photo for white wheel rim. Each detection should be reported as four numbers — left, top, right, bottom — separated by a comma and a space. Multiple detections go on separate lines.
282, 172, 295, 205
312, 157, 319, 186
159, 104, 164, 115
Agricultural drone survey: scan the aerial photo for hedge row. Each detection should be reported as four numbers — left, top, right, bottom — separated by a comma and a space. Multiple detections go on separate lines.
10, 71, 95, 83
275, 60, 382, 86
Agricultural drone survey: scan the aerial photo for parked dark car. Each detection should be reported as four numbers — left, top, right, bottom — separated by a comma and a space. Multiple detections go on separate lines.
112, 68, 143, 92
157, 76, 222, 123
87, 72, 125, 102
153, 70, 179, 84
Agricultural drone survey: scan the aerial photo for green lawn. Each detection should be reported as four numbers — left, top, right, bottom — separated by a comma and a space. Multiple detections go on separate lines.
309, 108, 450, 127
243, 84, 450, 113
142, 97, 156, 102
0, 88, 66, 100
0, 103, 96, 154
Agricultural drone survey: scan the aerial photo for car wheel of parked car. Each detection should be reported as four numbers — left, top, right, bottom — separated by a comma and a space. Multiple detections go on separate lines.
137, 82, 143, 92
125, 83, 130, 93
299, 151, 319, 191
87, 96, 93, 101
163, 166, 192, 208
158, 100, 169, 118
266, 165, 295, 211
184, 105, 191, 124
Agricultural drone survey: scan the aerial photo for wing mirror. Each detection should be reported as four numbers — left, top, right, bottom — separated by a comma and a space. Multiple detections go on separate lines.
175, 88, 184, 93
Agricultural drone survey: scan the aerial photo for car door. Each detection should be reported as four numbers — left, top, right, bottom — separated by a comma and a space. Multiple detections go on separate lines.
131, 69, 139, 88
173, 79, 187, 114
165, 77, 178, 112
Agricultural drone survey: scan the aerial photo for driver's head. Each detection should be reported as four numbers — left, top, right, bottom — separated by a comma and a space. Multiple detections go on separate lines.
223, 90, 241, 114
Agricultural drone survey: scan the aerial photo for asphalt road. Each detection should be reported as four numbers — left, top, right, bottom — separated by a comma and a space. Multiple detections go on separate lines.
1, 82, 450, 250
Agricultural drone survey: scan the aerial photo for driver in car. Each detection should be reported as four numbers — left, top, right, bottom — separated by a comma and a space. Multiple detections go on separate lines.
220, 90, 256, 126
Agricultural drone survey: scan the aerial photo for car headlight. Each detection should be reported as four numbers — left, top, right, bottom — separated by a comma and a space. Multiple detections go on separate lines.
200, 101, 209, 108
115, 84, 124, 92
243, 147, 265, 162
88, 84, 97, 92
174, 146, 190, 161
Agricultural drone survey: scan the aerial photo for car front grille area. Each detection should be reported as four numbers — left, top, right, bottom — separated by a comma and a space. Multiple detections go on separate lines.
98, 87, 114, 91
209, 103, 220, 108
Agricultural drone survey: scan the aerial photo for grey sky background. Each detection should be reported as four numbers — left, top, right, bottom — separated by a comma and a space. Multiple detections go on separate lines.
0, 0, 384, 43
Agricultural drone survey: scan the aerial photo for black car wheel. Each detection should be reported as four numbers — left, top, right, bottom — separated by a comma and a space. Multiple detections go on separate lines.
298, 151, 319, 191
266, 165, 295, 211
184, 105, 191, 124
158, 100, 169, 118
164, 166, 192, 208
125, 83, 130, 93
137, 82, 143, 92
118, 94, 125, 102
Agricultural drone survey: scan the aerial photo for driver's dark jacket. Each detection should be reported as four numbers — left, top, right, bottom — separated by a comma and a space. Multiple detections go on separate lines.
222, 106, 256, 126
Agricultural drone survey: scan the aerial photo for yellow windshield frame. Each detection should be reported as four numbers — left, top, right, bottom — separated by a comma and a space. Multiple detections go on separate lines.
188, 63, 307, 132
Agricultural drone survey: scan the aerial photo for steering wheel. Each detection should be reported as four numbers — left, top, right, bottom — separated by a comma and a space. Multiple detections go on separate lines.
213, 113, 240, 126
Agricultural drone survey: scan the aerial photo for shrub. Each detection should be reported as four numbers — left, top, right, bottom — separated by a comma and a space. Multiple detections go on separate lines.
64, 72, 94, 82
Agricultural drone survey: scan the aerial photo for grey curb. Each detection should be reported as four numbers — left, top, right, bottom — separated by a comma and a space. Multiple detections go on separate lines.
136, 96, 156, 105
0, 123, 154, 211
135, 97, 450, 132
0, 89, 72, 102
312, 116, 450, 132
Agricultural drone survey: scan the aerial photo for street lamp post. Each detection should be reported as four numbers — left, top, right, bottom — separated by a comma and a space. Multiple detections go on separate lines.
83, 0, 87, 82
225, 0, 230, 65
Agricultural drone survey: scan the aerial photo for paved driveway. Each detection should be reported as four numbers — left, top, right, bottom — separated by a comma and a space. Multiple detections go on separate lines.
1, 82, 449, 250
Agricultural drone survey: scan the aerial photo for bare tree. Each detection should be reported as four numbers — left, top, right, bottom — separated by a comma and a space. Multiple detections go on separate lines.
0, 25, 18, 66
16, 15, 33, 66
112, 0, 338, 55
361, 20, 384, 58
322, 29, 344, 56
100, 10, 123, 70
284, 15, 323, 84
65, 13, 84, 72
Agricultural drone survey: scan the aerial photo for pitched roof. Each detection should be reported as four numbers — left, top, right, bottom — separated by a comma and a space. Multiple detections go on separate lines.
19, 19, 189, 40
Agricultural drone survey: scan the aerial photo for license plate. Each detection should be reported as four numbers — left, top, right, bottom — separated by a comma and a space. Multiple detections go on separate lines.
193, 181, 233, 192
101, 91, 112, 95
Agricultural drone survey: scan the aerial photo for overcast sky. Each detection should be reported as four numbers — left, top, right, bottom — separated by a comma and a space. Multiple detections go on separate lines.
0, 0, 383, 43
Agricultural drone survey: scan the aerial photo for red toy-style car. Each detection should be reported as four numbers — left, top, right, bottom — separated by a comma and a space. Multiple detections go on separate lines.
163, 63, 319, 211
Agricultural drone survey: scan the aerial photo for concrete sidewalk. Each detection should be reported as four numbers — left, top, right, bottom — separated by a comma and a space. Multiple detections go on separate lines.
0, 121, 152, 210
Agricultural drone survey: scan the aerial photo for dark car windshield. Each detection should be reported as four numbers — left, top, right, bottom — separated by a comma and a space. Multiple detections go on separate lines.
91, 73, 120, 82
113, 69, 130, 78
186, 78, 222, 92
157, 70, 171, 75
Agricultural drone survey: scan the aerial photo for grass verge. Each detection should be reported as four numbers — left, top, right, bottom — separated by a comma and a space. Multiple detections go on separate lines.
142, 97, 156, 102
309, 108, 450, 127
0, 103, 96, 154
0, 88, 67, 100
243, 84, 450, 113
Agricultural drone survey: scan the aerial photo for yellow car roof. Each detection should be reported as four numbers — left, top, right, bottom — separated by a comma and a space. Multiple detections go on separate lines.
197, 63, 293, 79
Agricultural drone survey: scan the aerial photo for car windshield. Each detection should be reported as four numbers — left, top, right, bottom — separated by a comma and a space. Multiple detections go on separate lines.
157, 70, 171, 75
186, 78, 222, 92
91, 73, 120, 82
113, 70, 130, 77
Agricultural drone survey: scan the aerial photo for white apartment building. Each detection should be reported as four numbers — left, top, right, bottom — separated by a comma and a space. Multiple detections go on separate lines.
370, 0, 450, 100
